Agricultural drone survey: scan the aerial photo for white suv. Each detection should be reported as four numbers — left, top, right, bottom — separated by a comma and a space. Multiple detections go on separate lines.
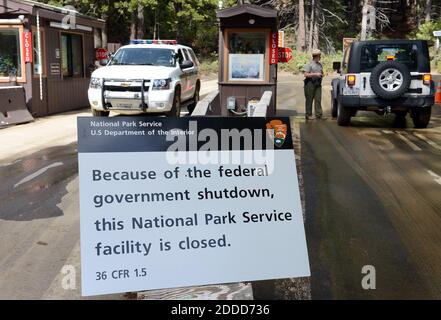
88, 40, 200, 117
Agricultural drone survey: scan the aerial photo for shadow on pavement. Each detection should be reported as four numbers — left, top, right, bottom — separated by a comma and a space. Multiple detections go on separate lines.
0, 142, 78, 221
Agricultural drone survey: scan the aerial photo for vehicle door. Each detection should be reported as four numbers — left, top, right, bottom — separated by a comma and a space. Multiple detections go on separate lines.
180, 49, 195, 100
176, 49, 187, 100
186, 49, 199, 97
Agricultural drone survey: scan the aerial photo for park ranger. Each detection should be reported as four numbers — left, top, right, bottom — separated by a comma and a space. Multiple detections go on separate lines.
303, 49, 324, 120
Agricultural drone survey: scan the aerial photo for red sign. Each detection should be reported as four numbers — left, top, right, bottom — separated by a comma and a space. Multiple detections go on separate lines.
278, 47, 293, 63
270, 32, 278, 64
95, 48, 108, 60
22, 31, 33, 63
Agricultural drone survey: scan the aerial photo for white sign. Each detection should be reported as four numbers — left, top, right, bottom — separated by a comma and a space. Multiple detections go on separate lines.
77, 117, 310, 296
433, 30, 441, 37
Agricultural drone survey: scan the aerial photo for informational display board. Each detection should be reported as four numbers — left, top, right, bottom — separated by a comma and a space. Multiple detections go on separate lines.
77, 117, 310, 296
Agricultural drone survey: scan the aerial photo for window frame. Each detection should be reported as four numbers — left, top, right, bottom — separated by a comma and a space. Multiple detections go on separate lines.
59, 31, 85, 79
0, 25, 26, 83
31, 26, 46, 78
188, 48, 199, 66
359, 43, 419, 73
223, 28, 270, 84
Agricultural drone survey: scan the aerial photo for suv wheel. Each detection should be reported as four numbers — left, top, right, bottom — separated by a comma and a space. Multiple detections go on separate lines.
187, 82, 200, 115
337, 100, 351, 126
92, 109, 109, 117
370, 61, 411, 100
168, 88, 181, 117
411, 107, 431, 128
331, 95, 338, 118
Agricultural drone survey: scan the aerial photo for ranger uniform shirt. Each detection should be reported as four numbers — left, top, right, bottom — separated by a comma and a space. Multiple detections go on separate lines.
303, 61, 323, 78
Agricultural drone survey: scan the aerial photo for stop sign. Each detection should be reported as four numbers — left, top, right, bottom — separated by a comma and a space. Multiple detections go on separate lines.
95, 48, 108, 60
278, 47, 293, 63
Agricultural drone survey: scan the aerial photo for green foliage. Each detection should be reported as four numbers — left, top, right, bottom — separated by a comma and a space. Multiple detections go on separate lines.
278, 51, 343, 74
409, 21, 441, 45
39, 0, 220, 57
199, 59, 218, 75
409, 21, 441, 72
0, 56, 17, 75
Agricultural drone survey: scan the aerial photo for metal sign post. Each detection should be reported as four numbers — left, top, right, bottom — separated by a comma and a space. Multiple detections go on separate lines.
434, 30, 441, 52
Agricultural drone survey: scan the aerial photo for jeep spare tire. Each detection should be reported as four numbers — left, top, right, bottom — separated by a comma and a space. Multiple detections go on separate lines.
370, 61, 411, 100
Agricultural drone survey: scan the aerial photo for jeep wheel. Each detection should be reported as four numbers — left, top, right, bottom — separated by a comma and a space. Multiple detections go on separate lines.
411, 107, 431, 128
370, 61, 411, 100
337, 100, 352, 126
187, 82, 200, 115
331, 96, 338, 118
92, 109, 109, 117
168, 88, 181, 117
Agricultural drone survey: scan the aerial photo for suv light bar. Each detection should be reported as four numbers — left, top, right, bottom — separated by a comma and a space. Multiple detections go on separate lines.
130, 39, 177, 45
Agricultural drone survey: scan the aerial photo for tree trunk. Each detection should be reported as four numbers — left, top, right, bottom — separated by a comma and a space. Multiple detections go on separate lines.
361, 0, 374, 40
307, 0, 315, 52
174, 2, 183, 43
424, 0, 432, 22
137, 4, 145, 39
130, 10, 137, 40
313, 11, 319, 50
297, 0, 306, 52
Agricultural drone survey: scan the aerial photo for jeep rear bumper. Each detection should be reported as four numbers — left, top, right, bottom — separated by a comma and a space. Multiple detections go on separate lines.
339, 95, 434, 108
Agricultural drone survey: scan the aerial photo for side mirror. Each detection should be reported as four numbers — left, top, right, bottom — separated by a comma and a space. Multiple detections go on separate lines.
99, 59, 108, 66
180, 60, 194, 70
332, 61, 341, 72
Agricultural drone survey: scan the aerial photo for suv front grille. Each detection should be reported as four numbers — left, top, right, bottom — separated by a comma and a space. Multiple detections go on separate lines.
104, 85, 149, 92
103, 79, 150, 92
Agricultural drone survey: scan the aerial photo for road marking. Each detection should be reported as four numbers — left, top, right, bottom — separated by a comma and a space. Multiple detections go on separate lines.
394, 131, 422, 151
413, 132, 441, 151
428, 170, 441, 186
14, 162, 63, 188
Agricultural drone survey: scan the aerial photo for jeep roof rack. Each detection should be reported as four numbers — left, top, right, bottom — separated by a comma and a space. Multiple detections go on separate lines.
130, 39, 178, 45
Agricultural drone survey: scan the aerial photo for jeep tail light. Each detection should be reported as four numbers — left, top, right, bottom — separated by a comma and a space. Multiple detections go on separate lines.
423, 74, 431, 85
347, 75, 356, 87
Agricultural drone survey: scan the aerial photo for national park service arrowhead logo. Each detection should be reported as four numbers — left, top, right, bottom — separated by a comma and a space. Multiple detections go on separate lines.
266, 120, 288, 148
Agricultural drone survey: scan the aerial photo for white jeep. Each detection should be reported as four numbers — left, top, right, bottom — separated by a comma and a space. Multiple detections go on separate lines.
88, 40, 201, 117
331, 40, 435, 128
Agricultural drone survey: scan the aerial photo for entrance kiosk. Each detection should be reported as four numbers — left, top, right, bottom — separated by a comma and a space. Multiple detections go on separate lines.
216, 4, 278, 116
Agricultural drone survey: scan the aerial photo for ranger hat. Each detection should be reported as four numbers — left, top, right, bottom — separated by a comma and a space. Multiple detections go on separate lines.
312, 49, 321, 56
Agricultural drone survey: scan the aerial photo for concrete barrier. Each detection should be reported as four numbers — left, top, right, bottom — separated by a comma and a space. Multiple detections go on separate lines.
0, 86, 34, 127
251, 91, 272, 117
191, 90, 219, 116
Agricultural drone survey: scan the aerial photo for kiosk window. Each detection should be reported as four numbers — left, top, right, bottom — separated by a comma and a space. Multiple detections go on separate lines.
0, 28, 22, 78
61, 33, 84, 77
229, 32, 266, 54
227, 31, 267, 82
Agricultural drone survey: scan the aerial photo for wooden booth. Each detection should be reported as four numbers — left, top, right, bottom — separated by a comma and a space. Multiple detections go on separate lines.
216, 4, 278, 116
0, 0, 106, 118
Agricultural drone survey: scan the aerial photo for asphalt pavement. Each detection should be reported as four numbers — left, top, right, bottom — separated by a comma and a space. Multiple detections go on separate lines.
290, 74, 441, 299
0, 74, 440, 299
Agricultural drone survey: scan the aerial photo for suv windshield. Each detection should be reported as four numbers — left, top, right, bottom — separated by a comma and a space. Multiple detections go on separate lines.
110, 48, 176, 67
360, 43, 418, 72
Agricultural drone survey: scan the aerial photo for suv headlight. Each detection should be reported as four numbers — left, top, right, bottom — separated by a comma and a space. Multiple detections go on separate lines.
152, 78, 171, 90
89, 77, 102, 89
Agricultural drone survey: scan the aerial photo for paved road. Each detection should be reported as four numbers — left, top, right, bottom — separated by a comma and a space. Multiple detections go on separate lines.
0, 74, 440, 299
285, 73, 441, 299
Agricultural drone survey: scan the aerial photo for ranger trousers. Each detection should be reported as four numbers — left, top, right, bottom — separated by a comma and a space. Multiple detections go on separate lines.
304, 81, 323, 117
